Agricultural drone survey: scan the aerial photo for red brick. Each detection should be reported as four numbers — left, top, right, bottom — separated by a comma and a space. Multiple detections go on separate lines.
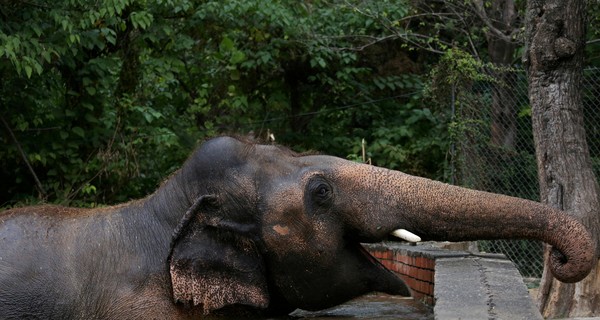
384, 250, 394, 260
396, 252, 405, 261
398, 274, 410, 283
384, 260, 394, 271
417, 279, 427, 293
425, 269, 434, 282
417, 269, 434, 283
427, 259, 435, 269
408, 264, 415, 276
389, 261, 398, 273
416, 268, 424, 281
414, 280, 421, 293
406, 277, 416, 290
385, 261, 394, 272
412, 291, 424, 300
400, 263, 408, 275
382, 260, 391, 270
414, 257, 422, 268
380, 260, 389, 270
418, 257, 430, 268
410, 279, 432, 295
413, 278, 421, 291
399, 255, 409, 264
406, 267, 416, 278
405, 264, 413, 276
408, 266, 419, 278
418, 280, 427, 294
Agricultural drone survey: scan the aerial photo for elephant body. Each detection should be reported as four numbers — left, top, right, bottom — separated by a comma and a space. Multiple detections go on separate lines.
0, 204, 196, 319
0, 136, 595, 319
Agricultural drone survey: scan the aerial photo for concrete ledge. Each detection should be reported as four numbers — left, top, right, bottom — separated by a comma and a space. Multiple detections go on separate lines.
434, 255, 541, 320
365, 242, 542, 320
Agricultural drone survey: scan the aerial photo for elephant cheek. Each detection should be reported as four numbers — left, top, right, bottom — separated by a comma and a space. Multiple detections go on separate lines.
262, 220, 309, 270
260, 187, 317, 257
261, 221, 346, 307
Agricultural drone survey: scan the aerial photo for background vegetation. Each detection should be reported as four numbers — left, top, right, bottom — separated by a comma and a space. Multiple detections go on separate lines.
1, 0, 598, 208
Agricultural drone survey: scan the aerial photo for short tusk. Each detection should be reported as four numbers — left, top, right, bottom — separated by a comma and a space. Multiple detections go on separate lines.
391, 229, 421, 243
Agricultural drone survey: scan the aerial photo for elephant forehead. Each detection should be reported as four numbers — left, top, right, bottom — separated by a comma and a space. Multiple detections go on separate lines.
261, 180, 304, 214
226, 167, 255, 188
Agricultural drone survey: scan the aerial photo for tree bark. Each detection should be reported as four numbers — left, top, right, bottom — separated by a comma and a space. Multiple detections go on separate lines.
485, 0, 520, 149
524, 0, 600, 317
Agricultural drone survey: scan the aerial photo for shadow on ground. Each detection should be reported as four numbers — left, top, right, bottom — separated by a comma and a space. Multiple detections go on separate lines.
286, 293, 432, 320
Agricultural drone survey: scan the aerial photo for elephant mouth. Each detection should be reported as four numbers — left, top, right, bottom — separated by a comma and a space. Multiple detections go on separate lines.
355, 242, 412, 297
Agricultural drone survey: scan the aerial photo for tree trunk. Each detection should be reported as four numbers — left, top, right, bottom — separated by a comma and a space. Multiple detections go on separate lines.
524, 0, 600, 317
489, 69, 518, 149
486, 0, 519, 149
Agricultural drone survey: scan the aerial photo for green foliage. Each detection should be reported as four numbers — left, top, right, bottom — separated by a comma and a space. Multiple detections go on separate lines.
424, 48, 542, 200
425, 48, 497, 104
1, 0, 452, 207
425, 49, 499, 167
587, 1, 600, 67
0, 0, 197, 206
305, 88, 449, 179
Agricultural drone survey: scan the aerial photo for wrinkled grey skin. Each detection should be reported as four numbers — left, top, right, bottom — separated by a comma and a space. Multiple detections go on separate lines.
0, 136, 595, 319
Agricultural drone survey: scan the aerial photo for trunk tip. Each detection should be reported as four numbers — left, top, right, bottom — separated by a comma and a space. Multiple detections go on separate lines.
550, 245, 596, 283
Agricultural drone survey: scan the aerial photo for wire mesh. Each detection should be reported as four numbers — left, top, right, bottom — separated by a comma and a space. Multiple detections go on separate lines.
450, 67, 600, 279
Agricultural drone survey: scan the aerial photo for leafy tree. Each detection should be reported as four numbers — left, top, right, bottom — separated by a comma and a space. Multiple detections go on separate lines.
0, 0, 196, 205
1, 0, 448, 207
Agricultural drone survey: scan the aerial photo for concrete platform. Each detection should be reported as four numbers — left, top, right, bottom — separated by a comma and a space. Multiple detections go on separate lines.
434, 255, 542, 320
366, 242, 543, 320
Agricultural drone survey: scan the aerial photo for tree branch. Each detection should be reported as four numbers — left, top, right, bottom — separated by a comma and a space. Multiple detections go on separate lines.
587, 38, 600, 45
472, 0, 517, 43
0, 115, 47, 199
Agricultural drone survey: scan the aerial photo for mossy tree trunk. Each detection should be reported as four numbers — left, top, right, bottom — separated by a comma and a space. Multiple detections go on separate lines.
524, 0, 600, 317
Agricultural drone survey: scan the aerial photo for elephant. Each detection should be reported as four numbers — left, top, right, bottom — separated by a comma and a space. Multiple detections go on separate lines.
0, 135, 596, 319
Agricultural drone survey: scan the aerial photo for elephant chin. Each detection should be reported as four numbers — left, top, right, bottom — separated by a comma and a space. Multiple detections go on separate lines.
356, 244, 412, 297
277, 243, 412, 313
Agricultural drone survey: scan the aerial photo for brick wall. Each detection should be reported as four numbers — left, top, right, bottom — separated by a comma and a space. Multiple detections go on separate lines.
368, 245, 436, 305
365, 242, 543, 319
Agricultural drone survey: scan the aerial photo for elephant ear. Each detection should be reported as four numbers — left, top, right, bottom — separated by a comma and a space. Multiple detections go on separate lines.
168, 195, 269, 315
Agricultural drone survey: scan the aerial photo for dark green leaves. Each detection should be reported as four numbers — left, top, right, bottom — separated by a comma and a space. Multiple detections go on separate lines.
1, 0, 452, 207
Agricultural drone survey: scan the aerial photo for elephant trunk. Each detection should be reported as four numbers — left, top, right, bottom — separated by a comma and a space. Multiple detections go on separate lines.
337, 165, 596, 283
401, 174, 595, 283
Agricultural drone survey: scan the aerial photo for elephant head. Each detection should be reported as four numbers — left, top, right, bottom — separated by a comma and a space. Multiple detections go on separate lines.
167, 136, 596, 315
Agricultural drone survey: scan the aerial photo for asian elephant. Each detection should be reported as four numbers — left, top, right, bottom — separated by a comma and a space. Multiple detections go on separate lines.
0, 136, 595, 319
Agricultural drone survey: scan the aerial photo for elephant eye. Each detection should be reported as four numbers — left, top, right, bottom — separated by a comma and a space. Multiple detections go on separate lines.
309, 179, 334, 205
316, 184, 330, 197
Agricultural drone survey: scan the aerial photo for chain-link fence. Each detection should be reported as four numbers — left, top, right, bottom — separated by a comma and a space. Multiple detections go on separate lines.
449, 66, 600, 279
